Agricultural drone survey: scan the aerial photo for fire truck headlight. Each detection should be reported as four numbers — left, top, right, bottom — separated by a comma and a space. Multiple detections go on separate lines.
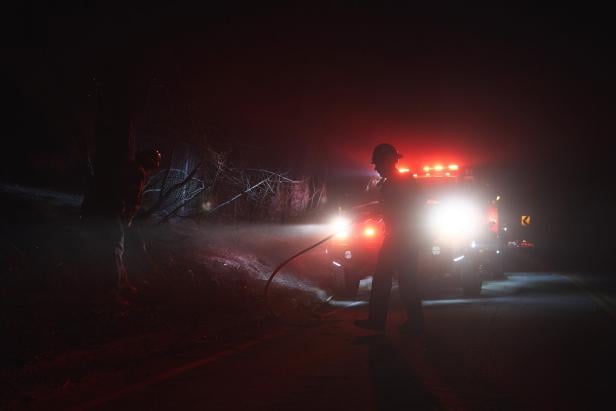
330, 217, 351, 238
427, 200, 481, 241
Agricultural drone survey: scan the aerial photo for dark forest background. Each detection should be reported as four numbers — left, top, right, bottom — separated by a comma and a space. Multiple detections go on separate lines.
4, 5, 616, 270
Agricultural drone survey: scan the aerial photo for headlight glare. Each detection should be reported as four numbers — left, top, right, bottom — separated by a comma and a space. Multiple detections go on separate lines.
427, 199, 481, 242
330, 217, 351, 238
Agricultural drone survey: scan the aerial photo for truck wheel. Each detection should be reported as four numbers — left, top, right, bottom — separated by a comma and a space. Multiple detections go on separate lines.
332, 266, 360, 298
461, 258, 482, 297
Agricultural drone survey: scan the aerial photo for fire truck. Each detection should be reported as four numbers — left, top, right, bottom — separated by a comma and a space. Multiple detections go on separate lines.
326, 163, 503, 298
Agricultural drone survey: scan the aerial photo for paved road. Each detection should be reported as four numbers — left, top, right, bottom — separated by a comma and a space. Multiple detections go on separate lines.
66, 272, 616, 410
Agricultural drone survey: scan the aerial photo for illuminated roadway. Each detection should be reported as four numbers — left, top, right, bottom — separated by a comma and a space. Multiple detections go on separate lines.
72, 272, 616, 410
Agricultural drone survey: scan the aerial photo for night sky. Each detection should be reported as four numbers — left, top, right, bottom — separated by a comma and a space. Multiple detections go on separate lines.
6, 6, 616, 263
9, 7, 615, 168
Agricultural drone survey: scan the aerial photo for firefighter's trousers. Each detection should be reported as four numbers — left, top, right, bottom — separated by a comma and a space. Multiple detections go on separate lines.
85, 216, 127, 292
368, 236, 423, 326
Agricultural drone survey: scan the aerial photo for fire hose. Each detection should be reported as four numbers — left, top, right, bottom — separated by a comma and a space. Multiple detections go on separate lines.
263, 201, 379, 314
263, 232, 336, 315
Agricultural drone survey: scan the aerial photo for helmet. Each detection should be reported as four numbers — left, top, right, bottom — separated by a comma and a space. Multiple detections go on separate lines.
137, 148, 162, 170
371, 143, 402, 164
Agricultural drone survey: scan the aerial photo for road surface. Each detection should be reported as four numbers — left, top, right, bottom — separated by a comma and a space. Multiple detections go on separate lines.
55, 271, 616, 411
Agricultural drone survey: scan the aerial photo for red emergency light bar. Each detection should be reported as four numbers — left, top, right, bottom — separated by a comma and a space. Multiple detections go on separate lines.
398, 164, 461, 177
423, 164, 459, 172
413, 164, 460, 178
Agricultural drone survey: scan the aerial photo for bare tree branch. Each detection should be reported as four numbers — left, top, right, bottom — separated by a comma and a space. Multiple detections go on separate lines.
206, 178, 269, 216
158, 148, 174, 202
158, 187, 205, 224
230, 168, 302, 183
143, 160, 203, 218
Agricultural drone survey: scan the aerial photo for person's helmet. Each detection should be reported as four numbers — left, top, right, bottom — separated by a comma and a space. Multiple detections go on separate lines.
371, 143, 402, 164
137, 148, 162, 170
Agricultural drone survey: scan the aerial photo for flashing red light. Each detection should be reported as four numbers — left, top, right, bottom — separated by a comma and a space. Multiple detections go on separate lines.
419, 163, 461, 177
487, 205, 499, 234
398, 167, 410, 173
412, 173, 418, 178
363, 227, 376, 237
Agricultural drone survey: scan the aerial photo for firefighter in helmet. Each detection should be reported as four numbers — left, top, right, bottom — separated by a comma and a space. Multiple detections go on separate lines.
125, 149, 161, 227
81, 148, 161, 304
354, 143, 426, 335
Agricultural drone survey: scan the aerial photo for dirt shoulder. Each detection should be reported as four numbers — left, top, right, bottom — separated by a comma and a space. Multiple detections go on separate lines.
0, 185, 330, 409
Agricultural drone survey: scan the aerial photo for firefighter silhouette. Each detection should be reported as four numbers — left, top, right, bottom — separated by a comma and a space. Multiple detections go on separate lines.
81, 149, 161, 303
355, 143, 426, 335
